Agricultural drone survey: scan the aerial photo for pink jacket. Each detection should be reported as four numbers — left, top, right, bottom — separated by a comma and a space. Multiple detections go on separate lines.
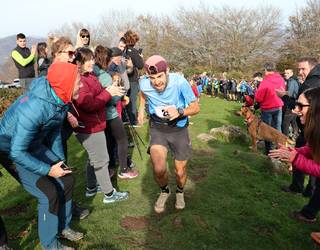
254, 72, 285, 110
293, 145, 320, 177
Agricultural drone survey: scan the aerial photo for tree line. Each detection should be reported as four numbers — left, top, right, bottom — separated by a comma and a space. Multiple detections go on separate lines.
0, 0, 319, 81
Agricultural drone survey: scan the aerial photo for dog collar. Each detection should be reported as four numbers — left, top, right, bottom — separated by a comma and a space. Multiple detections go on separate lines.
246, 114, 255, 124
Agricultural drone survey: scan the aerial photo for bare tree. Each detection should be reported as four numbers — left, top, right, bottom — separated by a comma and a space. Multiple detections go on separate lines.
281, 0, 320, 60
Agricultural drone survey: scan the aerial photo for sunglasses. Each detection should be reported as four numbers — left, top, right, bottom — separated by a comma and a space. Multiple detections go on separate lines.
60, 50, 75, 57
295, 101, 310, 111
81, 35, 89, 38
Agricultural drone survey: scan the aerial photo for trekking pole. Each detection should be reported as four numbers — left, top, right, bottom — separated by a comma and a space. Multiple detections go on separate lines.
123, 109, 144, 159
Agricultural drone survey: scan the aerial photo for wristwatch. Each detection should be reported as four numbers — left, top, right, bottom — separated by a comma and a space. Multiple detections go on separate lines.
177, 107, 184, 118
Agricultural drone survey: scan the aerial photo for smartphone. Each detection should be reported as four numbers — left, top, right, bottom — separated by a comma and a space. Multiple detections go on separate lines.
78, 121, 85, 128
61, 162, 72, 171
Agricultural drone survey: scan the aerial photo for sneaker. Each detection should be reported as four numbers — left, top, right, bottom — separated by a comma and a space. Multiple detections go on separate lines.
103, 188, 129, 204
96, 184, 102, 193
85, 184, 102, 197
50, 241, 75, 250
127, 160, 135, 169
0, 244, 13, 250
85, 186, 98, 197
292, 211, 316, 224
175, 192, 185, 210
281, 185, 302, 195
60, 228, 84, 242
118, 169, 139, 179
132, 124, 142, 128
72, 203, 89, 220
154, 191, 171, 213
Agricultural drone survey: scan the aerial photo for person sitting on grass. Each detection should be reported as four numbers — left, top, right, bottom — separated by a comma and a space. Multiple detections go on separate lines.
0, 62, 83, 250
269, 87, 320, 243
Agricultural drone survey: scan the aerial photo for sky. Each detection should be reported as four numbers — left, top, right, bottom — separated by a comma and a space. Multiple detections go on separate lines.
1, 0, 306, 39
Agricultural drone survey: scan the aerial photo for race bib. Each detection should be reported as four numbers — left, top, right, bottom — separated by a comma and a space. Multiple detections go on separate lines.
154, 105, 176, 118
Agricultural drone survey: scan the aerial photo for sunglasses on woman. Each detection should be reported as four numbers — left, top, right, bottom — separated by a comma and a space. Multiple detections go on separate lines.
81, 35, 89, 38
60, 50, 75, 57
295, 101, 310, 111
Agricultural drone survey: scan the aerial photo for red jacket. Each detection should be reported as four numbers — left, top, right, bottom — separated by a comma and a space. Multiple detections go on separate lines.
254, 72, 285, 111
293, 146, 320, 177
73, 73, 111, 133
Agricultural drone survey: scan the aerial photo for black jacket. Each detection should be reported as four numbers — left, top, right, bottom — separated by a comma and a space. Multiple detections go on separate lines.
283, 64, 320, 110
12, 46, 35, 78
125, 46, 144, 83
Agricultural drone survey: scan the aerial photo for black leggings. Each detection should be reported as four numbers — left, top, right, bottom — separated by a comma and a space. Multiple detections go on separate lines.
0, 216, 7, 246
105, 117, 129, 173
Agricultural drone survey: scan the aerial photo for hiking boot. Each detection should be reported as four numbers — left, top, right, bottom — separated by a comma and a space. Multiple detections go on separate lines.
118, 169, 139, 179
292, 211, 316, 224
72, 203, 89, 220
154, 191, 171, 213
103, 188, 129, 204
60, 228, 84, 242
0, 244, 13, 250
175, 192, 185, 210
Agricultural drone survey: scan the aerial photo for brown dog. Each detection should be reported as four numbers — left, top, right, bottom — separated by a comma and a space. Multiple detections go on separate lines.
239, 106, 294, 151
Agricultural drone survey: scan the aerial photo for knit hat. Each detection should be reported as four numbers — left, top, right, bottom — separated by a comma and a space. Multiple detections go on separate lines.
110, 47, 122, 57
144, 55, 168, 75
47, 62, 78, 103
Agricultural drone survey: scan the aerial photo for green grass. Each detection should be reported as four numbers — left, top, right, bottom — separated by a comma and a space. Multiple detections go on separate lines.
0, 95, 319, 249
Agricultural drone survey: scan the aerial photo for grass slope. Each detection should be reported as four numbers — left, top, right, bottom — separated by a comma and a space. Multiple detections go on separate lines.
0, 96, 318, 249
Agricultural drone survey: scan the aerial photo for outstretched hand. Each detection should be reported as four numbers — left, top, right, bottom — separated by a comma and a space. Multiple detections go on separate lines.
268, 144, 297, 163
106, 85, 126, 97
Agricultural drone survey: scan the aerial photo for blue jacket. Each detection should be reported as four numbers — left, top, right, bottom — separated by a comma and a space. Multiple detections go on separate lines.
0, 76, 68, 176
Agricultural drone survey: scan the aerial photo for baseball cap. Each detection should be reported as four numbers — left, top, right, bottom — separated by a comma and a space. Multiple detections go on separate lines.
144, 55, 168, 75
110, 47, 122, 57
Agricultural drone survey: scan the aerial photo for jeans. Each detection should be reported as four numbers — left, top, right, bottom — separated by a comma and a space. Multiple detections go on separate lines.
261, 108, 282, 154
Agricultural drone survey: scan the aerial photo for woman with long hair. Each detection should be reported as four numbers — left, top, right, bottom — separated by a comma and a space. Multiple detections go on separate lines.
36, 42, 51, 76
269, 87, 320, 244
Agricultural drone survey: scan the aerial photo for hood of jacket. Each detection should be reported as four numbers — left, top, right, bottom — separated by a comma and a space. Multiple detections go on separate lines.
263, 72, 284, 86
46, 62, 78, 104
